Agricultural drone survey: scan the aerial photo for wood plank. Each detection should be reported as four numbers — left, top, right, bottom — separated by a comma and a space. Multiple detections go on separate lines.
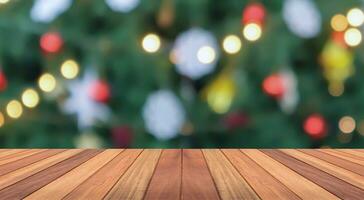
242, 149, 338, 200
282, 149, 364, 190
25, 149, 121, 200
0, 149, 45, 165
63, 149, 142, 200
104, 149, 161, 200
300, 149, 364, 176
181, 149, 220, 200
0, 149, 25, 159
0, 149, 101, 199
263, 150, 364, 200
341, 149, 364, 159
202, 149, 259, 200
0, 149, 83, 190
0, 149, 65, 177
222, 149, 299, 200
144, 149, 182, 200
320, 149, 364, 166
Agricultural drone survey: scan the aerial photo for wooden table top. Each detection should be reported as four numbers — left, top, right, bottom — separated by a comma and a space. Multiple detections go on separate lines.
0, 149, 363, 199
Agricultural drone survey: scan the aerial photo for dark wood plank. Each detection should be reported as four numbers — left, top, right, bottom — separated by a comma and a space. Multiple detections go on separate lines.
144, 149, 182, 200
222, 149, 300, 200
63, 149, 142, 200
263, 150, 364, 200
181, 149, 220, 200
300, 149, 364, 176
0, 149, 101, 199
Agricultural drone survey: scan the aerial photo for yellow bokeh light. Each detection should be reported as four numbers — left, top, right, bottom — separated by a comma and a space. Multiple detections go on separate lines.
0, 0, 10, 4
339, 116, 356, 134
243, 23, 262, 42
38, 73, 56, 92
142, 33, 161, 53
0, 112, 4, 127
197, 46, 216, 64
331, 14, 348, 32
6, 100, 23, 119
347, 8, 364, 27
344, 28, 362, 47
21, 88, 40, 108
61, 60, 79, 79
222, 35, 242, 54
328, 82, 344, 97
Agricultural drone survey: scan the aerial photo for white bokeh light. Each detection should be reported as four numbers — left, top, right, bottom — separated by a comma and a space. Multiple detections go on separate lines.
30, 0, 72, 23
173, 28, 219, 80
142, 90, 185, 140
283, 0, 321, 38
105, 0, 140, 13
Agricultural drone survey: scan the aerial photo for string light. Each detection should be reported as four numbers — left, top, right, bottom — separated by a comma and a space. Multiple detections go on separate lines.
243, 23, 262, 41
197, 46, 216, 64
330, 14, 348, 32
347, 8, 364, 27
21, 88, 40, 108
0, 112, 4, 127
344, 28, 362, 47
222, 35, 242, 54
61, 59, 79, 79
142, 33, 161, 53
339, 116, 356, 134
38, 73, 56, 92
6, 100, 23, 119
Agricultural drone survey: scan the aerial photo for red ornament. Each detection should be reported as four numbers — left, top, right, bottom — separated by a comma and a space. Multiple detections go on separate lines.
0, 70, 7, 91
112, 126, 133, 148
40, 32, 63, 54
242, 3, 266, 25
303, 114, 327, 139
223, 112, 249, 129
89, 80, 111, 103
331, 31, 347, 48
262, 74, 285, 99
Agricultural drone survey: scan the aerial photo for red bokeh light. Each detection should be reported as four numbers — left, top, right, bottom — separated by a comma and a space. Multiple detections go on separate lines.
262, 74, 285, 99
0, 71, 7, 91
40, 32, 63, 53
242, 3, 266, 25
89, 80, 111, 103
331, 31, 347, 48
303, 114, 327, 139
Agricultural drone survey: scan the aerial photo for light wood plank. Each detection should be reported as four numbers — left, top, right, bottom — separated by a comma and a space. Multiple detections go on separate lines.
0, 149, 101, 199
104, 149, 161, 200
0, 150, 26, 159
0, 149, 83, 190
341, 149, 364, 159
202, 149, 259, 200
181, 149, 220, 200
0, 149, 45, 166
320, 149, 364, 166
25, 149, 120, 200
242, 149, 338, 200
63, 149, 142, 200
222, 149, 299, 200
144, 149, 182, 200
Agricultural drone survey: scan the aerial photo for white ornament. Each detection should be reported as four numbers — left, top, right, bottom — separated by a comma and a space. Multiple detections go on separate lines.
278, 69, 299, 114
30, 0, 72, 23
142, 90, 185, 140
283, 0, 321, 38
105, 0, 140, 13
173, 28, 219, 79
63, 69, 110, 130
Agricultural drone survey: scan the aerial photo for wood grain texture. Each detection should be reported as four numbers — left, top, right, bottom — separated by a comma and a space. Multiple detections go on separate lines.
104, 149, 161, 200
242, 149, 339, 200
181, 149, 220, 200
144, 149, 182, 200
0, 149, 101, 199
341, 149, 364, 159
263, 150, 364, 200
63, 149, 142, 200
0, 149, 83, 190
0, 149, 45, 165
25, 149, 120, 200
0, 149, 25, 159
222, 149, 300, 200
321, 149, 364, 166
300, 149, 364, 176
202, 149, 259, 200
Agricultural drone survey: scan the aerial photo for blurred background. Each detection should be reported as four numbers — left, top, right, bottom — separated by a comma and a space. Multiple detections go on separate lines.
0, 0, 363, 148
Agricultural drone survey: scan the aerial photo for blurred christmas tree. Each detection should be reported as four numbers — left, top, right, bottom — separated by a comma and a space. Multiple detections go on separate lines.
0, 0, 363, 148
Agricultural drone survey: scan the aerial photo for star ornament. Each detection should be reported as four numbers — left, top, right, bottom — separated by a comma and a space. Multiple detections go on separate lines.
63, 70, 111, 130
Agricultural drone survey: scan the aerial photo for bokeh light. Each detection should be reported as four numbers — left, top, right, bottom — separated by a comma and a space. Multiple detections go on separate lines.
339, 116, 356, 134
21, 88, 40, 108
40, 32, 63, 53
197, 46, 216, 64
6, 100, 23, 119
0, 0, 9, 4
38, 73, 56, 92
347, 8, 364, 27
357, 120, 364, 136
142, 33, 161, 53
61, 59, 79, 79
328, 82, 344, 97
303, 114, 327, 139
0, 112, 4, 127
262, 74, 284, 98
331, 14, 348, 32
243, 23, 262, 41
222, 35, 242, 54
344, 28, 362, 47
